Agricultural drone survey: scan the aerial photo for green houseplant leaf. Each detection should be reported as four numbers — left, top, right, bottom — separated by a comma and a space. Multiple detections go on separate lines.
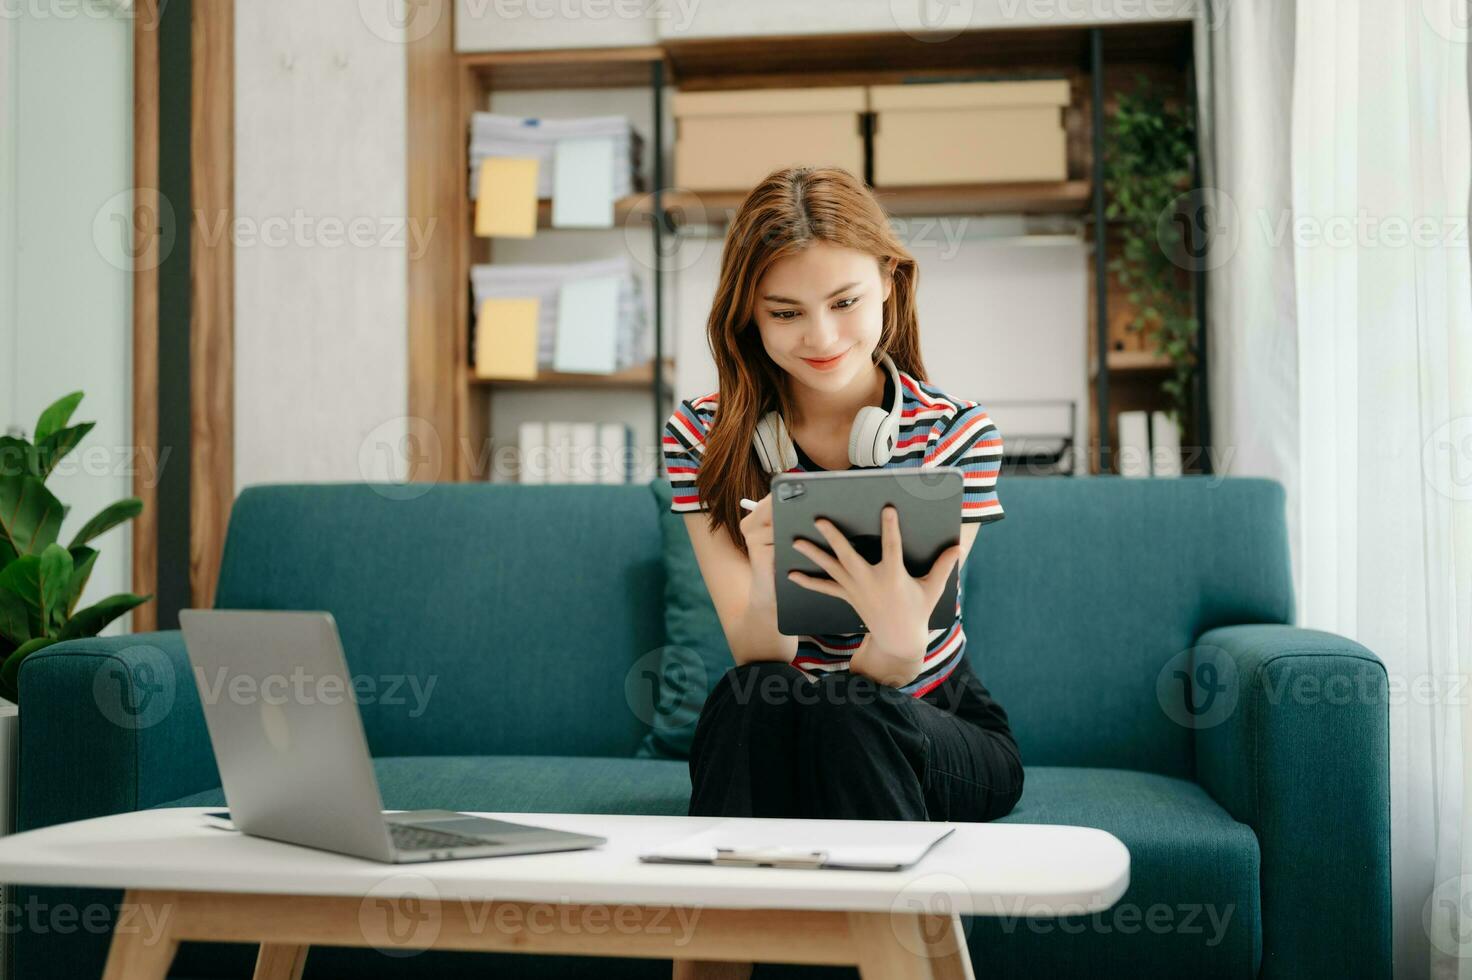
0, 587, 30, 646
1104, 76, 1199, 422
36, 422, 95, 479
0, 473, 64, 565
0, 436, 38, 479
33, 391, 83, 445
0, 555, 44, 638
64, 546, 98, 619
69, 498, 143, 549
0, 545, 72, 638
58, 593, 151, 641
0, 390, 152, 703
36, 543, 72, 634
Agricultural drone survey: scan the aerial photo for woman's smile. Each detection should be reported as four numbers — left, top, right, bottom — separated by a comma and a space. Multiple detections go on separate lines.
800, 347, 851, 371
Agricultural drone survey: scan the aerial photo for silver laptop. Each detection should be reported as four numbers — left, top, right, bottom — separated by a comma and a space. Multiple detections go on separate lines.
179, 609, 607, 863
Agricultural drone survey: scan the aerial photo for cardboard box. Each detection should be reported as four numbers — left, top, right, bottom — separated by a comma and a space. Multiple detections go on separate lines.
870, 79, 1070, 186
673, 86, 867, 191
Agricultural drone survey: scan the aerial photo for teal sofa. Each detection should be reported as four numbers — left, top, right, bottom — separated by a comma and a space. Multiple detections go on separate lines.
12, 477, 1390, 978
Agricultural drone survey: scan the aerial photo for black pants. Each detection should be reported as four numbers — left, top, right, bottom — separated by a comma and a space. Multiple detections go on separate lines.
688, 660, 1024, 824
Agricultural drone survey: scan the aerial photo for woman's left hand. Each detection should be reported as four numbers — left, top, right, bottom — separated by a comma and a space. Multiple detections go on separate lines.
787, 505, 961, 661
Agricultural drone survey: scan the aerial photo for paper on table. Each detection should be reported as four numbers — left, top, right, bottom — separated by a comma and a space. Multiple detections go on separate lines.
552, 137, 616, 228
474, 298, 540, 380
553, 275, 621, 374
475, 157, 539, 238
639, 817, 954, 871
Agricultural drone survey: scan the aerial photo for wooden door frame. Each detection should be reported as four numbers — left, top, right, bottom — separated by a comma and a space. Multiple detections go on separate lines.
132, 0, 234, 625
137, 1, 456, 616
131, 0, 160, 631
189, 0, 234, 611
406, 2, 461, 481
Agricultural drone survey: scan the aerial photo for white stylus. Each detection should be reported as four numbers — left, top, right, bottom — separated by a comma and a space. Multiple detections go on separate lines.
739, 498, 759, 511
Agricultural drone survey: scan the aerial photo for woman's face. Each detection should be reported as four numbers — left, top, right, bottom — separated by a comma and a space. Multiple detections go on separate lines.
752, 242, 893, 393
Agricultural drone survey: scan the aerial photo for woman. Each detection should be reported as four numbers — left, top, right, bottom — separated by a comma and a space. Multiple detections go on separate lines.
662, 166, 1024, 979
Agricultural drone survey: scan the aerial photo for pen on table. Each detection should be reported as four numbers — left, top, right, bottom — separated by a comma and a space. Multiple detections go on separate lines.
739, 498, 759, 512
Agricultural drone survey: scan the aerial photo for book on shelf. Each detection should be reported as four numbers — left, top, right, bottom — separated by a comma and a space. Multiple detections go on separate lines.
518, 421, 634, 485
1118, 410, 1182, 477
1150, 410, 1182, 477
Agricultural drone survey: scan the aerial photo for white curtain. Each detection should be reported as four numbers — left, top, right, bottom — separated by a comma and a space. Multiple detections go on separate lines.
1204, 1, 1472, 977
1194, 0, 1301, 586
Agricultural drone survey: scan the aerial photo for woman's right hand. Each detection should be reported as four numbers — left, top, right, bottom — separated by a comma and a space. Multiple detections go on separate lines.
740, 492, 777, 611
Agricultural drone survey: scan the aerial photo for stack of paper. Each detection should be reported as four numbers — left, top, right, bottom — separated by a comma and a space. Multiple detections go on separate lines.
471, 256, 650, 374
469, 114, 642, 202
518, 421, 633, 484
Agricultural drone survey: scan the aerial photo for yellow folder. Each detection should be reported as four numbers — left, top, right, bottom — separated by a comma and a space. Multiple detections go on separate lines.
474, 157, 539, 238
474, 297, 540, 380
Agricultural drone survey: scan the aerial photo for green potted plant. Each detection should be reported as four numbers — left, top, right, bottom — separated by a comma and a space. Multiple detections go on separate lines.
1104, 73, 1199, 430
0, 392, 152, 702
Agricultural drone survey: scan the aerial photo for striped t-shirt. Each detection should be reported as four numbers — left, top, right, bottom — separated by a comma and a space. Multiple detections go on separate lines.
662, 366, 1005, 700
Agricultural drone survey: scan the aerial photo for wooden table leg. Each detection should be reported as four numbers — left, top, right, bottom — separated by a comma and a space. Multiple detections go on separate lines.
102, 890, 179, 980
918, 912, 975, 980
847, 910, 974, 980
253, 942, 310, 979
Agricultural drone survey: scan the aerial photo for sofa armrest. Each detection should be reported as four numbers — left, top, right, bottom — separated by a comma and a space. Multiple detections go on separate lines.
1193, 623, 1391, 979
16, 630, 218, 832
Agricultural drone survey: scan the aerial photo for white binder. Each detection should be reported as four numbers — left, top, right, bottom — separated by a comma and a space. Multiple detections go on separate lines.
638, 818, 956, 871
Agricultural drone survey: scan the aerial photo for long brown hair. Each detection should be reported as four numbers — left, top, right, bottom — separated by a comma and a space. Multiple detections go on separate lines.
695, 166, 929, 553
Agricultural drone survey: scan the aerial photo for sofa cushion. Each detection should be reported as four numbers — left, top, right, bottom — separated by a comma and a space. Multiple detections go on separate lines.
969, 476, 1293, 779
211, 483, 668, 760
983, 766, 1262, 978
637, 479, 733, 760
159, 755, 693, 816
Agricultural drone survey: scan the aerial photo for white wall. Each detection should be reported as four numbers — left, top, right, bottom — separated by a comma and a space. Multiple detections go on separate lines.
456, 0, 658, 52
233, 0, 409, 492
0, 15, 13, 433
659, 0, 1198, 40
0, 8, 134, 628
452, 0, 1198, 51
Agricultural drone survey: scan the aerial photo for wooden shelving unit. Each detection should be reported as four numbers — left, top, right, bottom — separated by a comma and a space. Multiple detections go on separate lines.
502, 180, 1092, 230
441, 47, 671, 481
1091, 350, 1175, 379
470, 359, 674, 390
407, 20, 1208, 482
660, 181, 1093, 224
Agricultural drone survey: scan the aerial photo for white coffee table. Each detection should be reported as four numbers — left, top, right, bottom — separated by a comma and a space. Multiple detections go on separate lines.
0, 808, 1128, 979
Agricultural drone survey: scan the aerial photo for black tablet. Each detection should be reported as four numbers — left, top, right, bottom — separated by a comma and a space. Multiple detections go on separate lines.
770, 467, 965, 636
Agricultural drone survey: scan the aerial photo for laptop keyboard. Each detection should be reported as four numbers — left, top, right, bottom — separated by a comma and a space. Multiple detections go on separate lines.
390, 823, 497, 852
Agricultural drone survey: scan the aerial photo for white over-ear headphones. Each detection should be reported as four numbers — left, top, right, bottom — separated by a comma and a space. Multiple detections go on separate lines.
751, 351, 905, 473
